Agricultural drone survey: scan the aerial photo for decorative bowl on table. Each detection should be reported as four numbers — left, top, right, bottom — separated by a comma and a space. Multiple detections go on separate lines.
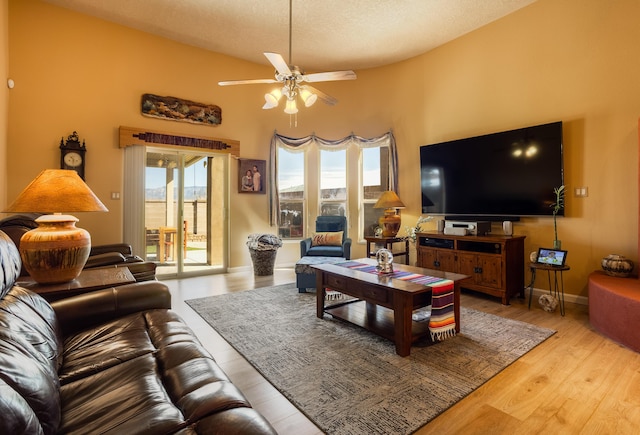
601, 254, 634, 277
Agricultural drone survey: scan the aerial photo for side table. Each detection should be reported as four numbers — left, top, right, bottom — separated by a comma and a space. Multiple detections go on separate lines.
365, 236, 410, 265
526, 262, 570, 316
16, 266, 136, 302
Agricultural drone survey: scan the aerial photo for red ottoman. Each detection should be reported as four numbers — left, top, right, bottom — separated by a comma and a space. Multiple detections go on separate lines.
588, 270, 640, 352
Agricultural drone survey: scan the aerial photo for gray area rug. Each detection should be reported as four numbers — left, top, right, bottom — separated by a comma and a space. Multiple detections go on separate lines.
186, 284, 555, 434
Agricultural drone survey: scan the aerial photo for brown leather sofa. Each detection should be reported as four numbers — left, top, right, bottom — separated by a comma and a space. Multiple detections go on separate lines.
0, 230, 276, 434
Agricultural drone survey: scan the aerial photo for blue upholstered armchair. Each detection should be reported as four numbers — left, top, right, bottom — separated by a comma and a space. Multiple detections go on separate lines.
300, 216, 351, 259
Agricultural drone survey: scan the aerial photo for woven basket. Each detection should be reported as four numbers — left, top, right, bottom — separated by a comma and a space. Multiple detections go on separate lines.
249, 249, 278, 276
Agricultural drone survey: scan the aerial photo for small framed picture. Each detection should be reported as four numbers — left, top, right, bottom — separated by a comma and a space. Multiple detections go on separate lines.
238, 159, 266, 194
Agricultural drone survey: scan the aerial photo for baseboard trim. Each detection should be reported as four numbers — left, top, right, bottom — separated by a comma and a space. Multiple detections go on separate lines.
528, 287, 588, 306
228, 265, 252, 273
228, 264, 296, 274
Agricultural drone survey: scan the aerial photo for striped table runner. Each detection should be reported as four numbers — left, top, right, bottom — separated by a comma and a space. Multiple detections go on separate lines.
335, 261, 456, 341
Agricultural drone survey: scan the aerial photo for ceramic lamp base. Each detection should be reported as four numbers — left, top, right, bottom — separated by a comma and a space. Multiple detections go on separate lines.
19, 214, 91, 284
379, 210, 401, 237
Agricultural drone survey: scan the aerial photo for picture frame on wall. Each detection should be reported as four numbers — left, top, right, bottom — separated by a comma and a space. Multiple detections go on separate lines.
238, 159, 266, 194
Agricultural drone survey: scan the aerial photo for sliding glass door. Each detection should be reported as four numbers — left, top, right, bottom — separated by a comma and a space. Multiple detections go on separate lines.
144, 147, 227, 277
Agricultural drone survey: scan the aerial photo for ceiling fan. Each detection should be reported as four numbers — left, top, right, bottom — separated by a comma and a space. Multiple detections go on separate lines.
217, 0, 356, 116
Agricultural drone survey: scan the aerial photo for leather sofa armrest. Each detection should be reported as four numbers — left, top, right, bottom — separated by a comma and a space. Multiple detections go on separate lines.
84, 252, 127, 268
343, 238, 352, 260
90, 243, 134, 256
300, 238, 312, 257
50, 281, 171, 336
125, 262, 157, 281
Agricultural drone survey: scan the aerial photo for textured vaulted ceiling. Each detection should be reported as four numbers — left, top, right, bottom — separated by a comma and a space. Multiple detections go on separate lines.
43, 0, 536, 71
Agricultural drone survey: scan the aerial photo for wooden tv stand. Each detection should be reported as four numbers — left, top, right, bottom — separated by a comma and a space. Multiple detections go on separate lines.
416, 231, 525, 305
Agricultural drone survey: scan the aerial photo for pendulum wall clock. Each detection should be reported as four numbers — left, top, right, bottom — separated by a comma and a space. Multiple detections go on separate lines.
59, 131, 87, 180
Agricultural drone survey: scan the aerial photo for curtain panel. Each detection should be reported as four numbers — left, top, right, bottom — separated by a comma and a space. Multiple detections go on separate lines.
269, 131, 398, 226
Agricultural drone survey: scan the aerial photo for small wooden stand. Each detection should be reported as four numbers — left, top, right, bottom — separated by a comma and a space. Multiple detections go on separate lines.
526, 262, 570, 316
365, 236, 410, 265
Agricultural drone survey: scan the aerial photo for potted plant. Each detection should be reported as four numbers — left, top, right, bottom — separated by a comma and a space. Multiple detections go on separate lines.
404, 215, 433, 244
551, 185, 565, 249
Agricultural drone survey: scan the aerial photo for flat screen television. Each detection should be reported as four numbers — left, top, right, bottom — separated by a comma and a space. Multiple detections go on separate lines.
420, 121, 564, 220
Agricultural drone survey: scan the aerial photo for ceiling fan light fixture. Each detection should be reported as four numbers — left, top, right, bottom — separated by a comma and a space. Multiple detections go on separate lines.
299, 87, 318, 107
284, 98, 298, 114
216, 0, 355, 124
262, 88, 283, 109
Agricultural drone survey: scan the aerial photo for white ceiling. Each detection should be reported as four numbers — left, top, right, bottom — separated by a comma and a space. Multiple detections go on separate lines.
43, 0, 536, 72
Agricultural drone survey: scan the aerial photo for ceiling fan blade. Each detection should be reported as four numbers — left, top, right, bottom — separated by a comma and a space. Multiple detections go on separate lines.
264, 52, 292, 76
305, 85, 338, 106
303, 70, 357, 83
218, 78, 278, 86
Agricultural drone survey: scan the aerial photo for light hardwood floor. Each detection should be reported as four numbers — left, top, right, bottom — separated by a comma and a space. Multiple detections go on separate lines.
164, 268, 640, 435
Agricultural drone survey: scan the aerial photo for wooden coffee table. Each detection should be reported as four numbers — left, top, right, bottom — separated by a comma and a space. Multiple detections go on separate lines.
312, 258, 469, 356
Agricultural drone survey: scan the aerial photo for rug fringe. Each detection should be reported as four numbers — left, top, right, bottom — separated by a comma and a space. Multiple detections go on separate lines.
430, 328, 456, 342
325, 291, 344, 301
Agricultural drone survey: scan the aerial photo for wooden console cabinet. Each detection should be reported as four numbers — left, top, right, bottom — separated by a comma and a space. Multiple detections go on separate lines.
416, 231, 525, 305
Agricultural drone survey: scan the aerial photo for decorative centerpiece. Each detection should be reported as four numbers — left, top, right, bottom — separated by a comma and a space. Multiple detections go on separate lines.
601, 254, 634, 277
376, 248, 394, 274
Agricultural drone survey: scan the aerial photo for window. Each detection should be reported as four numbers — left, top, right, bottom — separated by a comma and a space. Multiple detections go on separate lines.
319, 149, 347, 217
362, 146, 390, 237
271, 132, 396, 241
277, 147, 305, 238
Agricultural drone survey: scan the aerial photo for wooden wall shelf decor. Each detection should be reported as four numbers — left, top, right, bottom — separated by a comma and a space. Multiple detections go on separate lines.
141, 94, 222, 126
119, 126, 240, 157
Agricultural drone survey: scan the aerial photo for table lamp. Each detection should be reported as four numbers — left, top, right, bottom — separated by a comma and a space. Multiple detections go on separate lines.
374, 191, 405, 237
3, 169, 108, 284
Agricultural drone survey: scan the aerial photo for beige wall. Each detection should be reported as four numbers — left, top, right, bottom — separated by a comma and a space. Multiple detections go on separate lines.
5, 0, 640, 298
387, 0, 640, 299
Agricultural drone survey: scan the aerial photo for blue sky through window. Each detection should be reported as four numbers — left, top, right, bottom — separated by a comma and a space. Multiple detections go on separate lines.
278, 147, 382, 189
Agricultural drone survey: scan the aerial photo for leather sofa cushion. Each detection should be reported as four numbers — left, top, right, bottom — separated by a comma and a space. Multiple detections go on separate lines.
0, 285, 63, 435
0, 231, 26, 296
60, 353, 186, 434
0, 333, 61, 435
59, 312, 158, 385
0, 286, 64, 368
